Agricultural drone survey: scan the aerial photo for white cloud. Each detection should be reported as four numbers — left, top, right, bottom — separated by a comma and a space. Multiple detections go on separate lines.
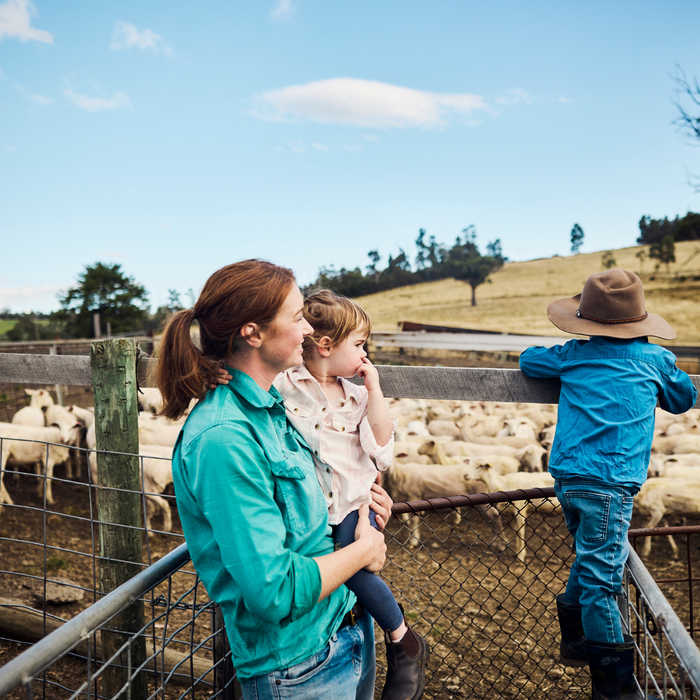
98, 250, 125, 259
3, 145, 15, 152
65, 88, 131, 112
15, 84, 53, 104
559, 96, 573, 104
252, 78, 488, 128
271, 0, 296, 20
0, 284, 66, 313
111, 20, 173, 56
0, 0, 53, 44
28, 92, 53, 104
494, 88, 532, 107
0, 67, 5, 79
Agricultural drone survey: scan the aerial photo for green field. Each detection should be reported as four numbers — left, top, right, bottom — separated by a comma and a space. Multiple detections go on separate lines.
356, 241, 700, 345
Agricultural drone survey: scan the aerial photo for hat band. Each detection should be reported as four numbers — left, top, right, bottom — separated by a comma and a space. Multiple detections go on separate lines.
576, 309, 649, 324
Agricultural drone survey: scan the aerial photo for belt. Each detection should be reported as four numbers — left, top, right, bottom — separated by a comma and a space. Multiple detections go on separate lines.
337, 602, 364, 631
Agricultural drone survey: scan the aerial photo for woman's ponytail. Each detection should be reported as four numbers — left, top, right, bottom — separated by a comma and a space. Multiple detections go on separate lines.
157, 308, 214, 420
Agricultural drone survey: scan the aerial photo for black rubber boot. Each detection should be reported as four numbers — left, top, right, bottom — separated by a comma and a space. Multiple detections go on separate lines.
556, 594, 588, 667
585, 635, 660, 700
381, 622, 430, 700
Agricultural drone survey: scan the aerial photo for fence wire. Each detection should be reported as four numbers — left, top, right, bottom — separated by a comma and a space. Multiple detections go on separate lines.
2, 446, 700, 700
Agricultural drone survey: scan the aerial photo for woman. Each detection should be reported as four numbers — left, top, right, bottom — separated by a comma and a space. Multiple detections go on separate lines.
157, 259, 391, 699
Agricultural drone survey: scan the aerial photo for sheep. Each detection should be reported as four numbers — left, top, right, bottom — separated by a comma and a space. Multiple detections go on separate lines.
462, 461, 556, 562
512, 444, 545, 472
138, 415, 183, 447
0, 422, 81, 505
633, 477, 700, 558
66, 405, 94, 429
11, 406, 45, 428
427, 420, 462, 439
673, 435, 700, 455
138, 388, 164, 416
25, 389, 54, 410
88, 443, 173, 532
497, 417, 538, 442
44, 405, 85, 479
387, 461, 501, 548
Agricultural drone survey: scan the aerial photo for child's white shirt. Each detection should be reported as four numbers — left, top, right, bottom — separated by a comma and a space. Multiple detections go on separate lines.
274, 365, 397, 525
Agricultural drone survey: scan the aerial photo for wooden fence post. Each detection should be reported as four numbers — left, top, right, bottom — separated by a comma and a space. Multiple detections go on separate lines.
90, 338, 147, 700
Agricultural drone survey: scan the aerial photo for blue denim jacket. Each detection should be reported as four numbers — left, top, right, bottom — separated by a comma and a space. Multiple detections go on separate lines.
520, 337, 697, 487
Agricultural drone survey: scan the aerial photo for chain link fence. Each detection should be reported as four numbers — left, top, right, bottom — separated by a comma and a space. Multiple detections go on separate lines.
1, 452, 700, 699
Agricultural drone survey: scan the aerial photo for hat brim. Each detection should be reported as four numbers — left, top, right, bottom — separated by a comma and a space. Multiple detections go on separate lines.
547, 295, 676, 340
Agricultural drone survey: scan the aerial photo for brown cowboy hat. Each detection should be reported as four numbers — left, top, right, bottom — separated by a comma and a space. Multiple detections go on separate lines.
547, 269, 676, 340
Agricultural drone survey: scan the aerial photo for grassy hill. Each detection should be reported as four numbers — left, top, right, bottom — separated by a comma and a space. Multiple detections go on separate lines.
356, 241, 700, 345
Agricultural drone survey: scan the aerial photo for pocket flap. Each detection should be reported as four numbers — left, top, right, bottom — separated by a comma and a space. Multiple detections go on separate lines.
270, 458, 305, 480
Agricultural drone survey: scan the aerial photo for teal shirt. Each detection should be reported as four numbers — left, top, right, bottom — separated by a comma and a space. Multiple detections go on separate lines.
171, 369, 354, 680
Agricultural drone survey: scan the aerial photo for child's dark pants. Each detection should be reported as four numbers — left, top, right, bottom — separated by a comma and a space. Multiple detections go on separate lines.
334, 509, 405, 632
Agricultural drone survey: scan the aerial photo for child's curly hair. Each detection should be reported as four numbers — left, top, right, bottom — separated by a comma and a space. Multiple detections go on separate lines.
302, 290, 371, 358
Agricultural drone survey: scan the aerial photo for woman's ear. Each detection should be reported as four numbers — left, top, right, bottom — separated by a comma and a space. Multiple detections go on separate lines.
317, 336, 333, 358
240, 323, 263, 348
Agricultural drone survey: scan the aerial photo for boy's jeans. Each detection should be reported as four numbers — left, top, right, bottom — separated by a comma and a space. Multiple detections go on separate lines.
239, 610, 375, 700
554, 478, 638, 644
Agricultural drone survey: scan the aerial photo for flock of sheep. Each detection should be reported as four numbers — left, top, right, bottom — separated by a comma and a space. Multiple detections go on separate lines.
0, 387, 699, 559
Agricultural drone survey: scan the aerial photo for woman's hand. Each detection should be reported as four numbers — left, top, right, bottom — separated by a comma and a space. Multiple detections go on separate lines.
354, 504, 386, 573
369, 476, 393, 531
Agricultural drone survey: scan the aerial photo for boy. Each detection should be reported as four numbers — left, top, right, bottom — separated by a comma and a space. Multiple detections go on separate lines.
520, 269, 697, 700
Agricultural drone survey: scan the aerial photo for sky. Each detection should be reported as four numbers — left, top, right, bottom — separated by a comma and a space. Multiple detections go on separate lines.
2, 0, 700, 313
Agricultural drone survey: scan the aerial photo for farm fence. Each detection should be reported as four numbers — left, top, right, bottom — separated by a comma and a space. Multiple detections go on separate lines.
0, 345, 699, 699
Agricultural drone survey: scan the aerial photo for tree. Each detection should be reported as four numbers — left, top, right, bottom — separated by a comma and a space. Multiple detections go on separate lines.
673, 65, 700, 192
167, 289, 183, 312
444, 229, 504, 306
635, 249, 647, 274
53, 262, 149, 338
601, 251, 616, 269
6, 314, 63, 341
366, 250, 381, 287
649, 235, 676, 273
570, 224, 584, 254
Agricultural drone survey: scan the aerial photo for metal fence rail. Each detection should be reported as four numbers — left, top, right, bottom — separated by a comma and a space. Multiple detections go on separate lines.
2, 488, 700, 699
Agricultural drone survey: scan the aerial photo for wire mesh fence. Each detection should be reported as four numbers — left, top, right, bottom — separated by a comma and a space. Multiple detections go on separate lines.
2, 462, 700, 699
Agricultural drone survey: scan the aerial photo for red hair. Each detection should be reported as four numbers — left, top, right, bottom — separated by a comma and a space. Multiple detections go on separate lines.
157, 260, 295, 419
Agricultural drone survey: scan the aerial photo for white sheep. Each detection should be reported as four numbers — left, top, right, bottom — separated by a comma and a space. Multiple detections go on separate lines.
88, 443, 173, 532
462, 461, 556, 562
634, 476, 700, 558
0, 422, 80, 505
25, 389, 54, 410
387, 461, 500, 547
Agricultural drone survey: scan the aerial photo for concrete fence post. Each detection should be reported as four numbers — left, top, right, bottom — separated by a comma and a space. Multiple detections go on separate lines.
90, 338, 147, 699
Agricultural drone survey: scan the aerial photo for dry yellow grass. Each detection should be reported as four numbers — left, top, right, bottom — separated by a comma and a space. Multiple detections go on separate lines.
356, 241, 700, 344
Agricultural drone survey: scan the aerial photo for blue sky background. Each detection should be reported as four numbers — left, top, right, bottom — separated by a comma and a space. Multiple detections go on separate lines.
2, 0, 700, 313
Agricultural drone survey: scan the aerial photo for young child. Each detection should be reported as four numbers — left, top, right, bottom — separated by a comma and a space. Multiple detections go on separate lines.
520, 269, 697, 700
274, 289, 429, 700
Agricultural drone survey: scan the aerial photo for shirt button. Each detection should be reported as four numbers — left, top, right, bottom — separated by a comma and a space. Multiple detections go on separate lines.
339, 402, 345, 407
328, 492, 333, 498
293, 407, 299, 413
314, 450, 319, 456
314, 424, 320, 430
322, 407, 327, 412
340, 426, 345, 432
326, 467, 331, 473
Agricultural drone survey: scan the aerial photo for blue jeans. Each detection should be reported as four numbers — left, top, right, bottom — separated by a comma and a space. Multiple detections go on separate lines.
335, 509, 405, 632
555, 478, 638, 644
239, 610, 375, 700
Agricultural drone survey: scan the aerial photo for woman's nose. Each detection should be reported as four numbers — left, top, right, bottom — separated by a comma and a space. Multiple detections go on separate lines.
302, 319, 314, 336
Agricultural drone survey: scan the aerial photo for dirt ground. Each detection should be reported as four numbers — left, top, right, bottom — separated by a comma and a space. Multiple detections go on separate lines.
1, 462, 698, 700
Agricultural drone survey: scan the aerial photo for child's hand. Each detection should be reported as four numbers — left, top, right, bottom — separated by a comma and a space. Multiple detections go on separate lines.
357, 357, 381, 393
208, 363, 232, 390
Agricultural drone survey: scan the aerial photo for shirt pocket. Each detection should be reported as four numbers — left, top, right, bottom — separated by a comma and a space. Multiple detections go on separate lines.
284, 398, 313, 420
270, 456, 326, 536
331, 416, 358, 434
